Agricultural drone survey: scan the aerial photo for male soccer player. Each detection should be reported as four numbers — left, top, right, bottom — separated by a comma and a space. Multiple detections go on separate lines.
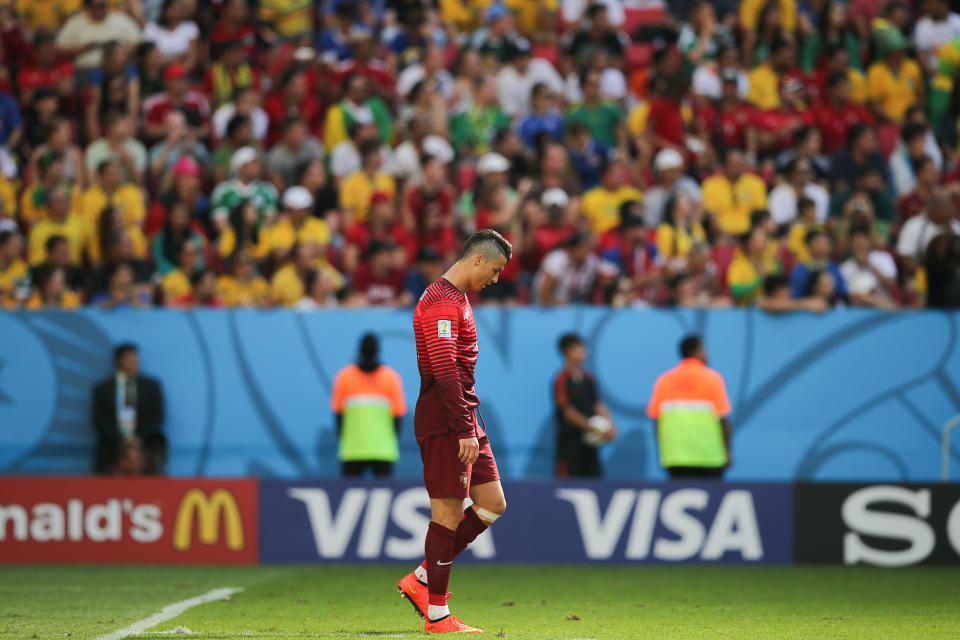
397, 229, 511, 634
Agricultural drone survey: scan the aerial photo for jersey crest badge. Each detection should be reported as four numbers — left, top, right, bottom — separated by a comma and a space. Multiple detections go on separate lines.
438, 320, 452, 338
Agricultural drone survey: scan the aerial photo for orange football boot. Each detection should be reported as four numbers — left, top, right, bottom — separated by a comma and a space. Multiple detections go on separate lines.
396, 571, 428, 619
424, 614, 484, 633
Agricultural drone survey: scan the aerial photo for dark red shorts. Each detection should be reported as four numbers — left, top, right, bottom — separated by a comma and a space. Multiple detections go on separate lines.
417, 432, 500, 499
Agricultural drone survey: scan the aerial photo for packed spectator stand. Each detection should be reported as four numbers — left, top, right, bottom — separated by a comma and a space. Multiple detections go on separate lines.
1, 0, 960, 311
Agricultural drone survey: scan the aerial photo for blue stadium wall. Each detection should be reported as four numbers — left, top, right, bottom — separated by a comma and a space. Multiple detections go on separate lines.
2, 308, 959, 481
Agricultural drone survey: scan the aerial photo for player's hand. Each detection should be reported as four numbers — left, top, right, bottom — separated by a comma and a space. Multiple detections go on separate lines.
458, 437, 480, 465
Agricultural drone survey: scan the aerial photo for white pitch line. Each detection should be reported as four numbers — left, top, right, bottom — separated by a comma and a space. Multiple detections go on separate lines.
92, 587, 243, 640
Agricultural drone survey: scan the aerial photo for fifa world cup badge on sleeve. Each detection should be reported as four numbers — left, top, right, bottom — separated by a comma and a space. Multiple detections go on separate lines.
438, 320, 452, 338
460, 472, 469, 489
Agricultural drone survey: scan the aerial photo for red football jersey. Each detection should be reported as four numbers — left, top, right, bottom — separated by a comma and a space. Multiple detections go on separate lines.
413, 277, 480, 439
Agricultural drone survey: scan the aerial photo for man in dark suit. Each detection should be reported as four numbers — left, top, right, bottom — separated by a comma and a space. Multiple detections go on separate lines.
92, 343, 167, 474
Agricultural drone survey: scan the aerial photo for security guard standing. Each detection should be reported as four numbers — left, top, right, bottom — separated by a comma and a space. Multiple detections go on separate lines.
646, 334, 732, 479
331, 333, 408, 477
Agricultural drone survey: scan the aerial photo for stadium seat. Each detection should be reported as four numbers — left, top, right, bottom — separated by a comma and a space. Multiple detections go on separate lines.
623, 7, 666, 36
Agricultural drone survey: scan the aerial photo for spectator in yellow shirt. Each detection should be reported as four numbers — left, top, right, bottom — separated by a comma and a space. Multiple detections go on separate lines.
25, 265, 82, 310
657, 193, 707, 271
217, 250, 270, 308
271, 242, 316, 306
0, 229, 29, 308
27, 184, 90, 266
16, 0, 82, 32
746, 38, 797, 111
581, 158, 644, 235
160, 239, 200, 304
258, 0, 312, 42
726, 224, 782, 306
702, 148, 768, 236
0, 173, 16, 224
866, 29, 924, 123
339, 140, 396, 223
267, 186, 331, 259
81, 158, 146, 229
20, 151, 82, 227
217, 200, 272, 261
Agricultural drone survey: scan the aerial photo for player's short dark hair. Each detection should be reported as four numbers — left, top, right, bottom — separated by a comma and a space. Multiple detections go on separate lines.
459, 228, 512, 263
558, 333, 584, 355
114, 342, 138, 363
679, 334, 703, 359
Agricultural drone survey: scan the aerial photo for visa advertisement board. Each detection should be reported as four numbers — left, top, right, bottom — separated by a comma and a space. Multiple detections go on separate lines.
0, 477, 258, 563
258, 480, 794, 564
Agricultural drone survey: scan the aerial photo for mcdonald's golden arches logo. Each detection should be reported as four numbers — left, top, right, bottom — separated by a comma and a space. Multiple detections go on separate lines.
173, 488, 245, 551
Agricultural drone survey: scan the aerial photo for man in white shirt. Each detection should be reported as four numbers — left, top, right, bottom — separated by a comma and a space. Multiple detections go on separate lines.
768, 157, 830, 225
897, 190, 960, 274
534, 232, 606, 305
841, 226, 898, 307
913, 0, 960, 71
56, 0, 142, 73
496, 38, 564, 118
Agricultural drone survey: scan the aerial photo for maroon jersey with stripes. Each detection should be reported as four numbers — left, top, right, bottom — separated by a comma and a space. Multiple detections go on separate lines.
413, 277, 480, 438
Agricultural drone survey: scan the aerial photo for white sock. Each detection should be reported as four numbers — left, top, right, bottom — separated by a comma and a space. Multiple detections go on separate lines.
428, 604, 450, 621
414, 564, 428, 584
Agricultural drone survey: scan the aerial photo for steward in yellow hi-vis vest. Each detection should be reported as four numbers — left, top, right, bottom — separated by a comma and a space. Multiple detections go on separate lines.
646, 335, 732, 480
331, 333, 408, 477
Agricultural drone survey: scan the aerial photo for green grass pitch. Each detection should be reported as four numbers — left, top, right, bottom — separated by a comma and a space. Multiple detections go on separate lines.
1, 565, 958, 639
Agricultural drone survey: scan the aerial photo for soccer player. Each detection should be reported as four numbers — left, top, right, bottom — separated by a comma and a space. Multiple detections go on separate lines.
397, 229, 511, 634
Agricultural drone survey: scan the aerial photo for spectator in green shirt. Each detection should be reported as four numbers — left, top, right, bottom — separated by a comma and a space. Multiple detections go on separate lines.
564, 69, 624, 148
449, 74, 510, 158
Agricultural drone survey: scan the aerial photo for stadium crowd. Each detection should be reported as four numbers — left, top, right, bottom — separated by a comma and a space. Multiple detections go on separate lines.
1, 0, 960, 310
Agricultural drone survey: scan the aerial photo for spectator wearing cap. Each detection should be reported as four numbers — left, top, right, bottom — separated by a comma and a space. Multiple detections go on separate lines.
266, 117, 324, 191
331, 333, 407, 477
564, 69, 624, 149
581, 157, 644, 235
345, 190, 409, 273
142, 62, 211, 142
211, 147, 279, 232
266, 186, 330, 258
727, 223, 782, 306
146, 152, 208, 237
28, 185, 91, 267
866, 26, 923, 123
657, 192, 707, 273
644, 148, 703, 229
0, 230, 28, 308
258, 0, 313, 43
702, 147, 767, 236
530, 188, 577, 265
450, 74, 510, 158
768, 157, 829, 227
340, 139, 396, 223
84, 112, 148, 187
789, 228, 849, 301
264, 69, 325, 147
212, 112, 262, 183
534, 232, 602, 305
55, 0, 141, 76
516, 83, 565, 150
496, 38, 564, 118
80, 158, 146, 233
217, 250, 270, 308
143, 0, 200, 71
323, 74, 393, 152
467, 2, 519, 64
352, 241, 412, 307
148, 109, 211, 190
20, 152, 83, 227
204, 41, 258, 110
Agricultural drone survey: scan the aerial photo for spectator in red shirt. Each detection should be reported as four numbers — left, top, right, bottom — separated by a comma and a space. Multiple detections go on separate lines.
700, 70, 758, 160
404, 153, 454, 232
17, 31, 75, 107
755, 77, 814, 154
210, 0, 258, 61
263, 69, 324, 147
333, 27, 394, 98
412, 194, 458, 264
344, 191, 409, 273
526, 188, 578, 272
351, 241, 412, 307
812, 71, 873, 155
143, 63, 211, 142
645, 71, 689, 157
896, 155, 940, 230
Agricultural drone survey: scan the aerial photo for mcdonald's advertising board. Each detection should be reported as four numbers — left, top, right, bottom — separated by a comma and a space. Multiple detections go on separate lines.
0, 477, 258, 563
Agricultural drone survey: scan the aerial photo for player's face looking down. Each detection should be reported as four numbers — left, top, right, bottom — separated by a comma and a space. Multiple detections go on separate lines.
468, 254, 508, 290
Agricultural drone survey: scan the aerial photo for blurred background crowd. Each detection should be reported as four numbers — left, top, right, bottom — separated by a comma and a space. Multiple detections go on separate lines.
1, 0, 960, 311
